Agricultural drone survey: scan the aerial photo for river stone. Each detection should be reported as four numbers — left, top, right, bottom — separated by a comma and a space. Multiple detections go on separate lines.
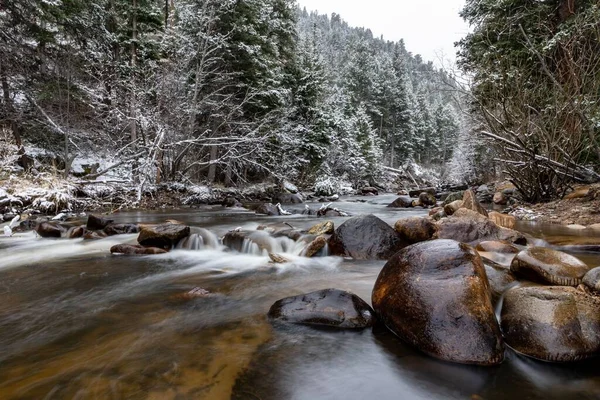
83, 230, 108, 240
435, 208, 526, 246
372, 239, 504, 365
488, 211, 516, 229
476, 241, 519, 254
418, 192, 436, 207
483, 259, 517, 304
493, 192, 508, 205
307, 220, 334, 235
443, 191, 465, 205
388, 196, 413, 208
110, 244, 168, 255
443, 200, 463, 216
276, 193, 303, 204
304, 236, 327, 257
268, 288, 375, 329
137, 223, 190, 249
510, 247, 589, 286
67, 225, 86, 239
501, 286, 600, 362
268, 253, 290, 264
35, 221, 66, 238
86, 214, 114, 230
103, 223, 140, 236
255, 203, 279, 216
394, 217, 437, 244
409, 187, 436, 197
583, 267, 600, 293
328, 214, 405, 260
462, 189, 488, 217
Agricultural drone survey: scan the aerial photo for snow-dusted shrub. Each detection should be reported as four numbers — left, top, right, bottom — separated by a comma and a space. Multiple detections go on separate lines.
314, 176, 340, 197
183, 185, 213, 205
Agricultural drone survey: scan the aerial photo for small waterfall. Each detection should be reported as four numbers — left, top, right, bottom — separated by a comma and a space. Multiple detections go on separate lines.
175, 228, 221, 250
234, 231, 307, 256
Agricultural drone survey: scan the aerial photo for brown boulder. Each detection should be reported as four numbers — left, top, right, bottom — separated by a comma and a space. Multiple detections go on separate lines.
462, 189, 488, 217
488, 211, 516, 229
583, 267, 600, 293
476, 241, 519, 254
492, 192, 508, 205
443, 200, 463, 216
307, 220, 334, 235
83, 230, 108, 240
328, 215, 405, 260
501, 286, 600, 362
372, 239, 504, 365
110, 244, 168, 255
86, 214, 114, 230
303, 236, 328, 257
137, 223, 190, 249
394, 217, 437, 244
66, 225, 86, 239
435, 208, 526, 246
482, 259, 517, 304
388, 196, 413, 208
510, 247, 589, 286
418, 192, 436, 207
35, 221, 66, 238
268, 288, 375, 329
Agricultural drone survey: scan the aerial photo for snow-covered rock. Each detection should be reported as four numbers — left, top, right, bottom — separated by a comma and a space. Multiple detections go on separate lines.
183, 185, 214, 205
283, 180, 299, 194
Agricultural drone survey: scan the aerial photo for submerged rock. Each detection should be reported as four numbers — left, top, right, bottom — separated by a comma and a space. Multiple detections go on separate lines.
372, 239, 504, 366
268, 288, 375, 329
110, 244, 168, 255
510, 247, 589, 286
387, 196, 413, 208
137, 223, 190, 249
35, 221, 66, 238
328, 215, 405, 260
86, 214, 114, 230
276, 193, 303, 204
103, 223, 139, 236
394, 217, 437, 244
501, 286, 600, 362
255, 203, 279, 216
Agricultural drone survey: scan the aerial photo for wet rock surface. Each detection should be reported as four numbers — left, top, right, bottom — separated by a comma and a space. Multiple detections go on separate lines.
501, 286, 600, 362
86, 214, 114, 230
35, 221, 67, 238
104, 223, 140, 236
137, 224, 190, 249
583, 267, 600, 293
328, 215, 405, 260
394, 217, 437, 244
268, 288, 375, 329
110, 244, 168, 255
304, 236, 327, 257
510, 247, 589, 286
462, 189, 489, 217
387, 196, 413, 208
372, 239, 504, 366
476, 240, 520, 254
482, 259, 517, 304
307, 220, 334, 235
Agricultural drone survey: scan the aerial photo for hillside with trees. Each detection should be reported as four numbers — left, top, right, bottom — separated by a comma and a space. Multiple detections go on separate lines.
1, 0, 466, 199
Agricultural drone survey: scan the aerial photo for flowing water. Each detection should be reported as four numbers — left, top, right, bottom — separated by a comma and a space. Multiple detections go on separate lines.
0, 195, 599, 400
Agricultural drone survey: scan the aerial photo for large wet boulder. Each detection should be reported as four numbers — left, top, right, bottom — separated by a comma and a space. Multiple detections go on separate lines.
104, 223, 140, 236
488, 211, 516, 229
307, 220, 334, 235
328, 215, 405, 260
387, 196, 413, 208
35, 221, 67, 238
510, 247, 589, 286
583, 267, 600, 293
86, 214, 114, 230
394, 217, 437, 244
276, 193, 303, 204
268, 288, 375, 329
255, 203, 279, 216
443, 191, 464, 205
418, 192, 436, 207
372, 240, 504, 365
462, 189, 488, 217
443, 200, 463, 216
435, 208, 526, 246
110, 244, 168, 255
303, 236, 328, 257
501, 286, 600, 362
137, 223, 190, 249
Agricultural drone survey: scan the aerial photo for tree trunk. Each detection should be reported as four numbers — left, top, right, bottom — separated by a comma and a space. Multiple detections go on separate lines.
130, 0, 138, 143
0, 61, 23, 148
207, 145, 218, 183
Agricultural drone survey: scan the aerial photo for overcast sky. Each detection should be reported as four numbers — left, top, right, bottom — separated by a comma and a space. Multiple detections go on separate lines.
296, 0, 469, 66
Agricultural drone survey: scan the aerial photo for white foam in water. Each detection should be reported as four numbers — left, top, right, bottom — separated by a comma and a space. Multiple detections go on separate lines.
0, 232, 139, 270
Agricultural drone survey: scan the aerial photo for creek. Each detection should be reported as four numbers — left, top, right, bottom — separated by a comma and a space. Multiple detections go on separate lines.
0, 195, 599, 399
